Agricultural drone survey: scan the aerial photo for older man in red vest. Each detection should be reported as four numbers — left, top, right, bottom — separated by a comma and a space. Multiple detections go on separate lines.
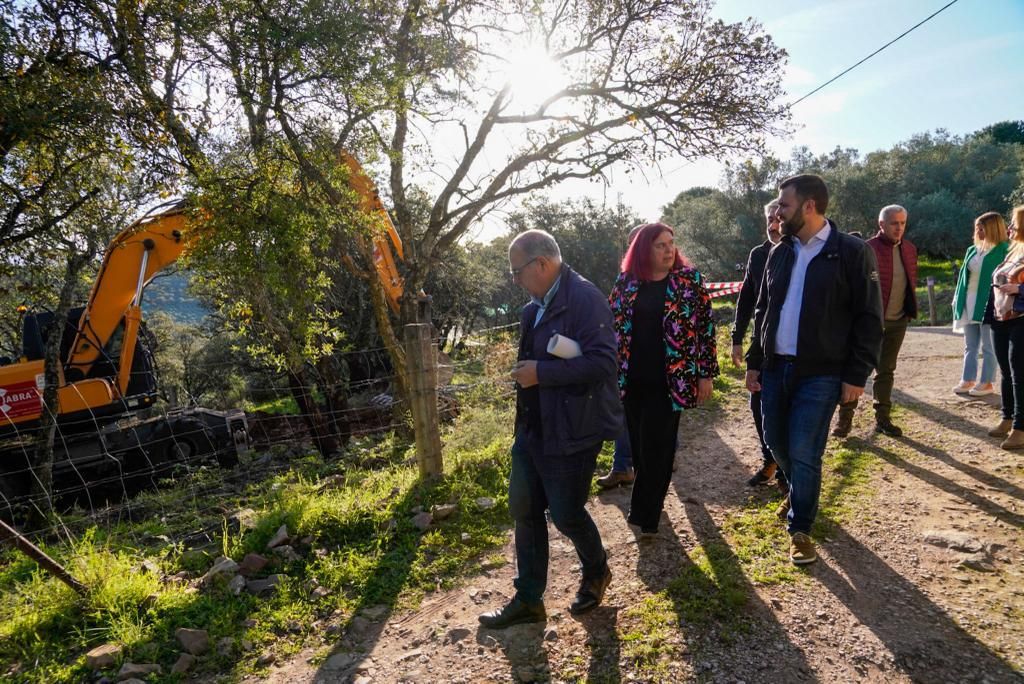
833, 204, 918, 437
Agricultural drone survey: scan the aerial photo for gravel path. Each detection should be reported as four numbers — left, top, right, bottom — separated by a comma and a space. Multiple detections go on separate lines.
263, 328, 1024, 683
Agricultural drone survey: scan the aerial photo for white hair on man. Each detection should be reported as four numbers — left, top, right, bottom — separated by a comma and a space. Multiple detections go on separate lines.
879, 204, 907, 221
510, 229, 562, 261
764, 199, 780, 218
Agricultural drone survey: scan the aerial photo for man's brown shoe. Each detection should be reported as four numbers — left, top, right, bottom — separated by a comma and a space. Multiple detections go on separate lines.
989, 419, 1013, 438
569, 567, 612, 615
1001, 428, 1024, 450
597, 468, 635, 489
790, 532, 817, 565
775, 476, 789, 497
775, 495, 790, 520
479, 597, 546, 629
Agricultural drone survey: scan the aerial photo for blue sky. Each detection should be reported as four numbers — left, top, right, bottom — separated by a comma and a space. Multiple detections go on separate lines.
550, 0, 1024, 224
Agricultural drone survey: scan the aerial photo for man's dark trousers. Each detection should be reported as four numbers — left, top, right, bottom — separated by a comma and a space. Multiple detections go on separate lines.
750, 390, 774, 468
838, 316, 908, 420
508, 429, 607, 603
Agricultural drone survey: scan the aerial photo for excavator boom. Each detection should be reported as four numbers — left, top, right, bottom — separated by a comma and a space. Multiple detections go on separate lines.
0, 202, 188, 432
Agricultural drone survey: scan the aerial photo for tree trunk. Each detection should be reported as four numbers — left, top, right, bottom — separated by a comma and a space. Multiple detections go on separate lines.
366, 277, 410, 404
314, 356, 352, 449
29, 251, 91, 526
286, 368, 339, 458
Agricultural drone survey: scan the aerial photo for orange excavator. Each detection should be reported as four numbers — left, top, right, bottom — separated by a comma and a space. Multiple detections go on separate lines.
0, 201, 250, 512
0, 155, 407, 514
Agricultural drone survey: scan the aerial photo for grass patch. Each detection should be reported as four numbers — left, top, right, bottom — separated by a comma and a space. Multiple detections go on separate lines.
666, 543, 749, 633
917, 255, 958, 282
816, 443, 880, 530
619, 594, 681, 682
0, 376, 517, 683
722, 501, 800, 586
717, 429, 882, 589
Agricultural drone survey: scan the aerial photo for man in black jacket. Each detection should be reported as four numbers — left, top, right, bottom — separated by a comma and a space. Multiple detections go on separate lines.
732, 199, 785, 489
479, 230, 621, 629
745, 174, 883, 565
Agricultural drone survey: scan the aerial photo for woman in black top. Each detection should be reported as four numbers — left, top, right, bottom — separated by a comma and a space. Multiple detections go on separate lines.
608, 223, 718, 536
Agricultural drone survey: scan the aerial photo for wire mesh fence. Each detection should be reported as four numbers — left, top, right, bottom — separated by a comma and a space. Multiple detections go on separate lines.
0, 325, 519, 548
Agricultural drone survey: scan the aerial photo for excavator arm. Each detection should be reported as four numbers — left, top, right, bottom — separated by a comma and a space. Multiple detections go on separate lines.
66, 202, 188, 382
0, 202, 189, 433
340, 152, 405, 312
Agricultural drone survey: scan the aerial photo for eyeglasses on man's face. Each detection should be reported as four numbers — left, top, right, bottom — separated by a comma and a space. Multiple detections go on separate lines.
509, 256, 540, 278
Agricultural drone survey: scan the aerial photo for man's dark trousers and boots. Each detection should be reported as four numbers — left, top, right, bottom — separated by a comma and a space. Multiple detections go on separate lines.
833, 316, 909, 437
478, 430, 611, 628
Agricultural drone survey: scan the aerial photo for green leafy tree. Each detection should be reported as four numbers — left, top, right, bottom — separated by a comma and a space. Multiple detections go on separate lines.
76, 0, 789, 376
977, 120, 1024, 146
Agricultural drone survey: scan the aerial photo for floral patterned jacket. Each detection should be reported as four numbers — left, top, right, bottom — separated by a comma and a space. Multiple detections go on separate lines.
608, 267, 719, 410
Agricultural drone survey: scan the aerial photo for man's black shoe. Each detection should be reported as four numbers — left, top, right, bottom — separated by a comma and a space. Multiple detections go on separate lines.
875, 420, 903, 437
478, 597, 546, 629
569, 567, 612, 615
831, 411, 853, 438
746, 462, 777, 487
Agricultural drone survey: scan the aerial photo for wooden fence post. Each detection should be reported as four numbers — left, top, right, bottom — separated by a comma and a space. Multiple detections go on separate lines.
403, 303, 443, 477
926, 276, 937, 326
0, 519, 87, 595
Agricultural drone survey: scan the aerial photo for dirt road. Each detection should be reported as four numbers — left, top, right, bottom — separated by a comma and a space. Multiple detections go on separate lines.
267, 328, 1024, 683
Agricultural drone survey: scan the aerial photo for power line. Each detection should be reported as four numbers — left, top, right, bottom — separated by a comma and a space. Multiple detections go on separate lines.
790, 0, 962, 108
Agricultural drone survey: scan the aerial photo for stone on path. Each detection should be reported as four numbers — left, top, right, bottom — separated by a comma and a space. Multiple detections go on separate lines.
85, 643, 122, 669
238, 553, 269, 576
266, 524, 290, 550
175, 628, 210, 655
411, 512, 433, 531
171, 653, 196, 674
202, 556, 239, 583
117, 662, 161, 680
922, 530, 985, 553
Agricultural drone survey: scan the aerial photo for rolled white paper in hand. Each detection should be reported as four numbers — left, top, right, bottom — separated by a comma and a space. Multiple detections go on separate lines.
547, 333, 582, 359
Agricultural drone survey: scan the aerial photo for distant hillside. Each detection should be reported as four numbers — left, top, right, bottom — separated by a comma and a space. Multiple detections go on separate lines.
143, 271, 209, 324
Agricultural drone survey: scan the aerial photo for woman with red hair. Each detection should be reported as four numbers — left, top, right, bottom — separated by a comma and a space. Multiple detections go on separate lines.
608, 222, 719, 536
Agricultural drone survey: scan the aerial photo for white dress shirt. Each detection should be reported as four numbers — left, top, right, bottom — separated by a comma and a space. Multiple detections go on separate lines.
775, 222, 832, 356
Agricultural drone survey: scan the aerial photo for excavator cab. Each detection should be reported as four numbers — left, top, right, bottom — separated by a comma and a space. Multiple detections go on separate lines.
20, 308, 84, 365
1, 308, 159, 437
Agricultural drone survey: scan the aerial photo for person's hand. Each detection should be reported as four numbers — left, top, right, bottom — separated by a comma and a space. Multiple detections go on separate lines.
997, 283, 1019, 294
731, 344, 744, 367
511, 360, 539, 388
745, 370, 761, 392
697, 377, 713, 404
840, 382, 864, 404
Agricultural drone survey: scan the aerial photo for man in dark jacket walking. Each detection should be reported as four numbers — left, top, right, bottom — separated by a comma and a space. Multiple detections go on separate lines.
746, 174, 883, 565
732, 199, 785, 489
833, 205, 917, 437
480, 230, 622, 629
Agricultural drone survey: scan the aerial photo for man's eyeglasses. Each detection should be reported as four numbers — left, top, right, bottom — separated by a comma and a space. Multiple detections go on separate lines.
509, 257, 539, 278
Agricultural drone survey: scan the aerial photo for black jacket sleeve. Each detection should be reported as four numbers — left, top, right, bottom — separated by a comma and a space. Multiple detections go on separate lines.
843, 242, 884, 387
745, 252, 771, 372
732, 245, 762, 345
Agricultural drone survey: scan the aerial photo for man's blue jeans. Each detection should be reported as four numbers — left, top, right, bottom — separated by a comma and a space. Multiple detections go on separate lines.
509, 431, 607, 604
760, 361, 841, 535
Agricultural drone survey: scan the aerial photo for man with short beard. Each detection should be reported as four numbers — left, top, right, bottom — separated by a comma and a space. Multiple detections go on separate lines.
745, 174, 883, 565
